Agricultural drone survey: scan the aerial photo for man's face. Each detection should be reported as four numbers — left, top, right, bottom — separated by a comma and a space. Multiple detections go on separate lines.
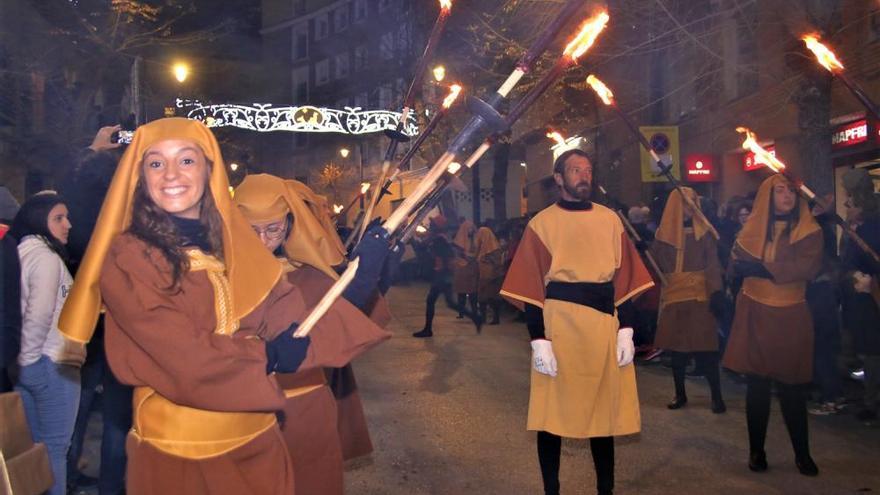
554, 154, 593, 202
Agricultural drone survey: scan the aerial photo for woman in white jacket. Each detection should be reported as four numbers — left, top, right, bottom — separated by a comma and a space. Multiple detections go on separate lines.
10, 192, 84, 495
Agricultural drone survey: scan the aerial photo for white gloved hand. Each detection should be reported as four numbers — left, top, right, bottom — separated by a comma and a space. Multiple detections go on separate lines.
854, 271, 873, 294
617, 327, 635, 367
530, 339, 558, 377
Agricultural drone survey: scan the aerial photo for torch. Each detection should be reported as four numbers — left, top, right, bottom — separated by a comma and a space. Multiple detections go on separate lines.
291, 5, 609, 338
737, 127, 880, 263
374, 84, 464, 203
585, 74, 720, 240
356, 0, 455, 243
802, 35, 880, 120
336, 182, 370, 220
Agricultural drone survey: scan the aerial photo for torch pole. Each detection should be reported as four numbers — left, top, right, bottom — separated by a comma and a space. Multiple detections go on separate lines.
597, 185, 667, 286
835, 72, 880, 121
293, 3, 603, 338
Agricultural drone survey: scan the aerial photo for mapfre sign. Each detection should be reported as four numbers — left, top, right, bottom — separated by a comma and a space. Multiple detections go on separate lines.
832, 119, 868, 149
685, 154, 717, 182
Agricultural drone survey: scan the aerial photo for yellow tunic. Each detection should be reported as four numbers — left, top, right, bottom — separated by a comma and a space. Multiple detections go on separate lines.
501, 203, 654, 438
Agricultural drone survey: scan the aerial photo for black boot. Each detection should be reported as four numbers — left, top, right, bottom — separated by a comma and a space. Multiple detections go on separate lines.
711, 398, 727, 414
667, 396, 688, 409
748, 450, 768, 472
537, 432, 561, 495
795, 455, 819, 476
412, 328, 433, 338
669, 352, 688, 410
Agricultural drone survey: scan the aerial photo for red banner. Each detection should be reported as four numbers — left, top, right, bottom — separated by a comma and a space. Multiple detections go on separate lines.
685, 154, 717, 182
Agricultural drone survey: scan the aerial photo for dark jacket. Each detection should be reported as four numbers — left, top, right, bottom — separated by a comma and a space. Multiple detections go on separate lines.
1, 225, 22, 370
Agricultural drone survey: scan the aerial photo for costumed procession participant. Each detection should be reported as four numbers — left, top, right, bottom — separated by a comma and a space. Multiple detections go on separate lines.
650, 187, 725, 413
57, 118, 391, 495
722, 174, 823, 476
839, 169, 880, 423
500, 149, 654, 495
413, 216, 479, 338
475, 225, 505, 326
235, 173, 396, 494
10, 192, 85, 495
452, 219, 479, 320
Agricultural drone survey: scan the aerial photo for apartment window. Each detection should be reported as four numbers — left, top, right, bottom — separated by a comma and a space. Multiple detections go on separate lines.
354, 0, 367, 21
292, 67, 309, 102
334, 6, 349, 32
378, 0, 392, 12
315, 14, 329, 40
335, 53, 350, 79
292, 25, 308, 60
354, 45, 368, 71
316, 59, 330, 86
379, 32, 394, 60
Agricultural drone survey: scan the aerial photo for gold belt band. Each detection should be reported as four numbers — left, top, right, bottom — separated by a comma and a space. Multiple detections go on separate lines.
661, 271, 707, 310
131, 387, 276, 460
742, 277, 805, 307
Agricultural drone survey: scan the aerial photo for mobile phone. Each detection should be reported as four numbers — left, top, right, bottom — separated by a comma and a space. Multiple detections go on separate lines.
116, 130, 134, 144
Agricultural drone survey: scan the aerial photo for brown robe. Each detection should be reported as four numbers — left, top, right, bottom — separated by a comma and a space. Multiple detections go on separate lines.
651, 229, 722, 352
722, 228, 823, 384
452, 257, 479, 294
101, 235, 389, 495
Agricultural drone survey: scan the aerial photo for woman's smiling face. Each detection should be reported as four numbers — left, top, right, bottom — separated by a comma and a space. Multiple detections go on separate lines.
142, 139, 209, 219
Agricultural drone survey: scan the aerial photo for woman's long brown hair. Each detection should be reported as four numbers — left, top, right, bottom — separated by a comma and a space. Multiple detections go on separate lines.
128, 160, 225, 291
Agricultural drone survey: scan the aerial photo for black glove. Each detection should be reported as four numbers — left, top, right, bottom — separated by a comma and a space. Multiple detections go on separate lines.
733, 260, 773, 280
378, 241, 405, 295
265, 324, 311, 374
344, 226, 392, 309
634, 239, 649, 252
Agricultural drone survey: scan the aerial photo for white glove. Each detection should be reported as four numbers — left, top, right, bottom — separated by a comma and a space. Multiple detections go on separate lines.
530, 339, 558, 377
617, 327, 635, 367
854, 271, 873, 294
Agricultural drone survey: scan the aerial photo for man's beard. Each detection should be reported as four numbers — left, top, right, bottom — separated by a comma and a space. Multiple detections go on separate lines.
563, 180, 592, 202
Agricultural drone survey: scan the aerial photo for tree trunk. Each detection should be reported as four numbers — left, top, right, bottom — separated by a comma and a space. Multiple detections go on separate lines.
492, 141, 510, 221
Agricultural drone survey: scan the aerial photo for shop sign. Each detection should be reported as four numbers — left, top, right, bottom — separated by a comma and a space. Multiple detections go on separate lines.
684, 154, 717, 182
832, 119, 868, 149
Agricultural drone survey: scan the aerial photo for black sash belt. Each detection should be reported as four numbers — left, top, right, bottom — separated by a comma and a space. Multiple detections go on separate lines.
545, 281, 615, 316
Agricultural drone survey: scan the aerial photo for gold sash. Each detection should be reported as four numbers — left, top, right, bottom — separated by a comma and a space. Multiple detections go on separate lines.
741, 277, 805, 307
131, 387, 276, 460
660, 271, 707, 313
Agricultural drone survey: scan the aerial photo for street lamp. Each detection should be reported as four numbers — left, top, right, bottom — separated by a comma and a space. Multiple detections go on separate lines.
173, 62, 189, 83
339, 148, 350, 159
230, 162, 240, 172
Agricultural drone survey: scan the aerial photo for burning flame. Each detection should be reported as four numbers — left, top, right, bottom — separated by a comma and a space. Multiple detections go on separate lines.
586, 75, 615, 106
416, 225, 428, 234
439, 0, 452, 10
802, 35, 844, 73
360, 182, 371, 194
546, 131, 567, 148
442, 84, 463, 109
447, 162, 462, 174
563, 11, 610, 61
333, 204, 344, 214
736, 127, 786, 173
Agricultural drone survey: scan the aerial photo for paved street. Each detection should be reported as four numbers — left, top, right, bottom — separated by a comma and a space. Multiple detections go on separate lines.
343, 282, 880, 495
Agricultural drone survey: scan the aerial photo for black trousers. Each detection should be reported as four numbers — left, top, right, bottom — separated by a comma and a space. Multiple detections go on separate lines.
424, 279, 457, 331
745, 375, 810, 459
456, 292, 477, 317
537, 431, 614, 495
670, 351, 722, 402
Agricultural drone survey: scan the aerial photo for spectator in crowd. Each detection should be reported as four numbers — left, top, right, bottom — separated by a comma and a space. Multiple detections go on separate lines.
10, 192, 86, 495
0, 214, 21, 393
475, 224, 505, 326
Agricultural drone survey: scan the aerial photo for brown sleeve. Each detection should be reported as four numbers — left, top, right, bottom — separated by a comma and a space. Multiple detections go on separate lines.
649, 240, 676, 275
703, 235, 723, 294
614, 231, 655, 306
100, 239, 285, 413
500, 225, 551, 311
764, 231, 823, 284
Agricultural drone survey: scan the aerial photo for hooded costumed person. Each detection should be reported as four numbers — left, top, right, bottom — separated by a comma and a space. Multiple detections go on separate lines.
58, 118, 389, 495
649, 187, 724, 412
234, 174, 385, 488
475, 226, 504, 324
722, 174, 822, 476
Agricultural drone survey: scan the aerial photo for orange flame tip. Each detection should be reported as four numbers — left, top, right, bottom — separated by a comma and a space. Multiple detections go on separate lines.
563, 11, 610, 61
360, 182, 371, 194
447, 162, 462, 174
586, 75, 615, 106
442, 84, 462, 109
736, 127, 786, 173
546, 131, 567, 147
439, 0, 452, 11
802, 35, 844, 72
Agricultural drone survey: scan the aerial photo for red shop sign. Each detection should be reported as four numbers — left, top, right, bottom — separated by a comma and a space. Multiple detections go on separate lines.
685, 154, 717, 182
743, 144, 775, 172
832, 119, 868, 149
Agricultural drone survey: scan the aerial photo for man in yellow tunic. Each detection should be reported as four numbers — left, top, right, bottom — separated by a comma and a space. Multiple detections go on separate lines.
501, 149, 653, 495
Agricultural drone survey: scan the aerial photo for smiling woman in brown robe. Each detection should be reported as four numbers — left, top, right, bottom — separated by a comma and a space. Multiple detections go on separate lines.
58, 118, 388, 495
722, 174, 822, 477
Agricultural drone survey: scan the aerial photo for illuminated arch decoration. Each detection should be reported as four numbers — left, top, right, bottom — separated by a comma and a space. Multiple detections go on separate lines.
176, 99, 419, 136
